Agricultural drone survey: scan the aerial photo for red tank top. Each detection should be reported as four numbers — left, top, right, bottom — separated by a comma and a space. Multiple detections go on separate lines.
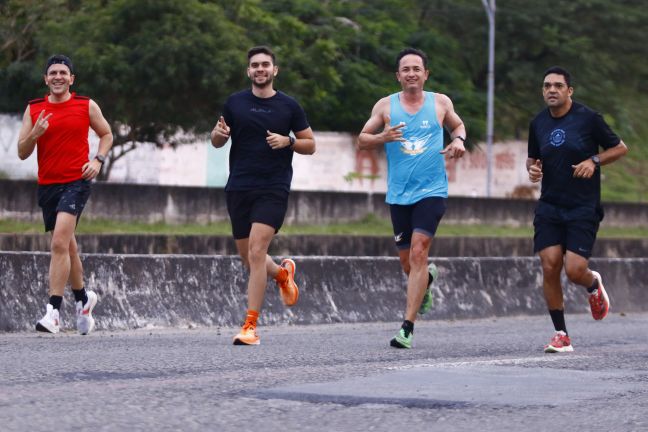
29, 92, 90, 185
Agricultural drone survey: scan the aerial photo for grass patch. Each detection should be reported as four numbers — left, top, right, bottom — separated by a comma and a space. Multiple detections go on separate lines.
1, 216, 645, 238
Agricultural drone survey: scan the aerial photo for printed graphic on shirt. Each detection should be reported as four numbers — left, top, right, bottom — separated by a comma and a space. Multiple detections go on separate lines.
549, 128, 566, 147
400, 133, 433, 155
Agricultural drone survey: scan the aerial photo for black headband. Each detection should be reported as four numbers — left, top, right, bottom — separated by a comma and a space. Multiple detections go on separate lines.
44, 55, 74, 74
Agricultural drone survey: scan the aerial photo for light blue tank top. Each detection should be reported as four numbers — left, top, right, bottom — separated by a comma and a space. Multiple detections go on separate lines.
385, 91, 447, 204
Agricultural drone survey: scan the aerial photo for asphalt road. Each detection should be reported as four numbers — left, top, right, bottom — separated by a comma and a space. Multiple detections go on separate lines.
1, 313, 647, 432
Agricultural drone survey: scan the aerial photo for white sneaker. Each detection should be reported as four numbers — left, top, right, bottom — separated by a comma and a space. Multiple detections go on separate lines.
76, 290, 98, 335
36, 304, 61, 334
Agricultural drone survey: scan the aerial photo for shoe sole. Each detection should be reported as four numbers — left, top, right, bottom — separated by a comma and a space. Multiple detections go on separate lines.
280, 259, 299, 307
544, 345, 574, 353
390, 336, 412, 349
233, 338, 260, 346
590, 271, 609, 320
35, 322, 59, 334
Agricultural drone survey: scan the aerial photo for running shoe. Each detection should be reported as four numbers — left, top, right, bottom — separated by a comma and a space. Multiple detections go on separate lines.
276, 258, 299, 307
419, 262, 438, 315
36, 304, 60, 334
589, 271, 610, 320
76, 290, 98, 335
390, 327, 413, 349
233, 322, 260, 345
544, 330, 574, 353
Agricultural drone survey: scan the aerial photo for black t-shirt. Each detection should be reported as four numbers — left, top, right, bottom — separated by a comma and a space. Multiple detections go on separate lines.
222, 89, 310, 192
528, 101, 620, 209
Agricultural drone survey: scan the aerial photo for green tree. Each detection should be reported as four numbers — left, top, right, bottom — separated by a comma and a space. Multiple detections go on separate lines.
10, 0, 251, 178
0, 0, 64, 111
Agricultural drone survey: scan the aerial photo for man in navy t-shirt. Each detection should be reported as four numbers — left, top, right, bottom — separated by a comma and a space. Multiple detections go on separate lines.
211, 46, 316, 346
527, 66, 628, 353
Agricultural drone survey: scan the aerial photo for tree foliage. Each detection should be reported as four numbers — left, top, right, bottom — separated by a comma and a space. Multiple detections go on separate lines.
1, 0, 647, 178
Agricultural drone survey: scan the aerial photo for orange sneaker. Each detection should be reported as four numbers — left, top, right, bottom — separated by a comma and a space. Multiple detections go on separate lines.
233, 322, 260, 345
276, 258, 299, 307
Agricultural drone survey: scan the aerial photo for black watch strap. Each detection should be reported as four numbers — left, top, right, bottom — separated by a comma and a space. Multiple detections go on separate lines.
591, 155, 600, 167
95, 154, 106, 164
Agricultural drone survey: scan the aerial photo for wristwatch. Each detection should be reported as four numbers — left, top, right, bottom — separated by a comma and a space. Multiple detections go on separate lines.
454, 136, 466, 142
95, 154, 106, 165
591, 155, 600, 168
288, 136, 296, 148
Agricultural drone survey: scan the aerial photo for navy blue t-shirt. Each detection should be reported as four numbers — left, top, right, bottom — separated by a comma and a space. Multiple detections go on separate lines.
222, 89, 310, 192
528, 101, 620, 209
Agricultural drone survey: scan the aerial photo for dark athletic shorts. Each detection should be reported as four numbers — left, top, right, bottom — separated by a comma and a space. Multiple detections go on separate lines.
37, 179, 91, 232
390, 197, 447, 249
226, 189, 289, 240
533, 200, 602, 259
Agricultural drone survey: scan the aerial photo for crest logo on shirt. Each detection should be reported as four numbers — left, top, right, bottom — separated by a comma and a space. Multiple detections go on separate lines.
421, 120, 430, 129
399, 134, 431, 155
549, 128, 566, 147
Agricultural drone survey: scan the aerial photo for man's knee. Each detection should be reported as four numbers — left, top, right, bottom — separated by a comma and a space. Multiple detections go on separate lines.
564, 261, 588, 283
51, 235, 70, 255
247, 243, 268, 264
540, 251, 563, 277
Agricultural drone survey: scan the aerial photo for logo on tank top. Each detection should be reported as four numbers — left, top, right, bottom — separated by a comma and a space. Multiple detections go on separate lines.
400, 134, 432, 155
549, 129, 566, 147
421, 120, 430, 129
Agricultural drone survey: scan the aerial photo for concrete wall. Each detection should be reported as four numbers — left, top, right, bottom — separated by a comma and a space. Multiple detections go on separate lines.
2, 179, 648, 227
1, 252, 647, 332
1, 234, 646, 258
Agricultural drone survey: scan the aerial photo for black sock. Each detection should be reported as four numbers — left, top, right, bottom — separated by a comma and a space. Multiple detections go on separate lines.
401, 320, 414, 336
73, 287, 88, 305
549, 309, 567, 335
49, 295, 63, 310
587, 278, 599, 294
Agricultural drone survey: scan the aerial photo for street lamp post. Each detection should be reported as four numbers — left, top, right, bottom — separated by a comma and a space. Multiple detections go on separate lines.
481, 0, 495, 197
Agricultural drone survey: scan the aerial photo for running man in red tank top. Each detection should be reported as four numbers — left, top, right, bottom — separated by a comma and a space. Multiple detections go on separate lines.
17, 54, 113, 335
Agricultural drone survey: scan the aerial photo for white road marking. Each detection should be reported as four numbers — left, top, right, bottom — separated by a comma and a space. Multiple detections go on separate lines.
386, 355, 591, 370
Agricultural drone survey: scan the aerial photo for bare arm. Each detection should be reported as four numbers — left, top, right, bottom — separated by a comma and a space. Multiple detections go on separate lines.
438, 94, 466, 159
17, 106, 51, 160
599, 140, 628, 165
358, 97, 405, 150
211, 116, 230, 148
265, 127, 316, 155
81, 100, 113, 180
292, 127, 316, 155
571, 140, 629, 179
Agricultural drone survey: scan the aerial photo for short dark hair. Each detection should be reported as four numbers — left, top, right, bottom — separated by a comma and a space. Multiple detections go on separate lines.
44, 54, 74, 74
543, 66, 572, 87
396, 48, 428, 70
247, 46, 276, 65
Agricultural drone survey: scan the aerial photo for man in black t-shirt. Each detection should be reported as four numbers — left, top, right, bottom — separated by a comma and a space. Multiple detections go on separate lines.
527, 66, 628, 353
211, 46, 316, 346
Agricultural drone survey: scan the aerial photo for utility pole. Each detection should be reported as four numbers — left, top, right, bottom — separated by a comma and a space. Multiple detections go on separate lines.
481, 0, 495, 197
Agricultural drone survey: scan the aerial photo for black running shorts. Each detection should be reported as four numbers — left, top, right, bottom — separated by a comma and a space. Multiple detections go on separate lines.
226, 189, 289, 240
37, 179, 91, 232
533, 200, 601, 259
389, 197, 447, 249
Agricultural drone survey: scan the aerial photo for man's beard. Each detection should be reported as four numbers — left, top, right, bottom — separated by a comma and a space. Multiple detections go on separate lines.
252, 74, 273, 88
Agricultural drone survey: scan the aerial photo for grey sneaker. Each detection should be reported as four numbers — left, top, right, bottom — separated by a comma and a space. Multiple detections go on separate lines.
76, 290, 98, 335
419, 262, 438, 315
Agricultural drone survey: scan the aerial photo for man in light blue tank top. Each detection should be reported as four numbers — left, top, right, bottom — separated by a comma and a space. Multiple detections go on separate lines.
359, 48, 467, 349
